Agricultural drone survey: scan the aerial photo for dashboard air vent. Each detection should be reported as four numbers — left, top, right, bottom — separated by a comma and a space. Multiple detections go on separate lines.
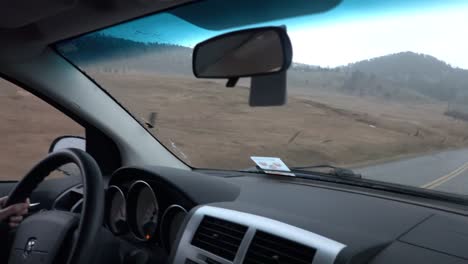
244, 231, 317, 264
191, 216, 248, 261
53, 185, 83, 212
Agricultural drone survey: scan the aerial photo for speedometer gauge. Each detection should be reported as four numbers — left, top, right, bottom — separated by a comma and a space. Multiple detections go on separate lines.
127, 181, 159, 241
106, 186, 127, 235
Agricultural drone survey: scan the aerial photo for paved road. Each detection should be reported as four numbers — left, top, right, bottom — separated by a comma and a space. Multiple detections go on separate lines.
355, 148, 468, 195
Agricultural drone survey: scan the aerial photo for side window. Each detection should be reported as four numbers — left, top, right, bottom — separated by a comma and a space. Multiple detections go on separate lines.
0, 78, 84, 180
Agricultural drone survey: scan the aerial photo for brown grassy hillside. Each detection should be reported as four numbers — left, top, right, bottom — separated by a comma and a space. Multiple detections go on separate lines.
0, 79, 83, 180
92, 72, 468, 169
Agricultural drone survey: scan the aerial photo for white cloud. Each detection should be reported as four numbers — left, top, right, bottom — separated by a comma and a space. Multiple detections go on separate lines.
289, 6, 468, 69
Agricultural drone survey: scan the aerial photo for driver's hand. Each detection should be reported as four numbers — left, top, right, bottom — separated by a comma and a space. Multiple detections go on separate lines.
0, 197, 29, 228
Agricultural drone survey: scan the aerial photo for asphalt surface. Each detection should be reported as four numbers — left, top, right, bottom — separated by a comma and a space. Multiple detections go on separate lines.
355, 148, 468, 196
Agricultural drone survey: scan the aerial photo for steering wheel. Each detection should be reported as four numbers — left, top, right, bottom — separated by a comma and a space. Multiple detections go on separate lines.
4, 148, 104, 264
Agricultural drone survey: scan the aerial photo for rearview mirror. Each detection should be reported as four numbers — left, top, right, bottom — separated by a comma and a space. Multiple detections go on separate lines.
193, 27, 292, 78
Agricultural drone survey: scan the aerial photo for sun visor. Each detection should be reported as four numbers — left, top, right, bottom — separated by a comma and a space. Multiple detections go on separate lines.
170, 0, 342, 30
0, 0, 77, 29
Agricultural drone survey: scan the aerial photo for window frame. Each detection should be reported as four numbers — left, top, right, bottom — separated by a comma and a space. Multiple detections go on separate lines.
0, 73, 121, 181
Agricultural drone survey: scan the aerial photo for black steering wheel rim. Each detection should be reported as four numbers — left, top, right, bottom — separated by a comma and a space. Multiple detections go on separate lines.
6, 148, 104, 264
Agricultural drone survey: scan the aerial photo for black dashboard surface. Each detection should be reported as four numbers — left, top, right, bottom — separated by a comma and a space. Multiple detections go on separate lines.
110, 166, 240, 205
106, 166, 468, 263
216, 175, 468, 263
9, 165, 468, 263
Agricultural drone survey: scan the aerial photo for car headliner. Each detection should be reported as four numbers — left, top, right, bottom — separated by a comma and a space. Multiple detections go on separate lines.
0, 0, 343, 63
0, 0, 194, 62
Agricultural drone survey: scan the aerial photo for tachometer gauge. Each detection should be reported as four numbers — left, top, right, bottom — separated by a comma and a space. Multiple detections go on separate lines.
106, 186, 127, 235
127, 181, 159, 241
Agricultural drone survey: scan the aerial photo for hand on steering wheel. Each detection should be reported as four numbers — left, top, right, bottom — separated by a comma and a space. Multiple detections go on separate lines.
0, 197, 29, 228
4, 148, 104, 264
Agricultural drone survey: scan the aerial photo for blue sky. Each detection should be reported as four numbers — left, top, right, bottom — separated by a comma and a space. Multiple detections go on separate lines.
97, 0, 468, 68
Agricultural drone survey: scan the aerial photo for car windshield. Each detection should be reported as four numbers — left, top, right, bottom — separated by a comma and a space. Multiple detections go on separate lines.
57, 0, 468, 196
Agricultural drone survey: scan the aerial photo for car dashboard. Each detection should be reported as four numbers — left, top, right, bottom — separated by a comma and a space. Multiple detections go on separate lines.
105, 176, 194, 255
46, 165, 468, 264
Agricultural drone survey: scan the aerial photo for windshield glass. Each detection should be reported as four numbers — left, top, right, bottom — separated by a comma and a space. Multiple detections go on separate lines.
57, 0, 468, 196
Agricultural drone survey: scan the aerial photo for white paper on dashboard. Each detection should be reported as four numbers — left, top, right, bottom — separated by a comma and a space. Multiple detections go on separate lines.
250, 156, 295, 176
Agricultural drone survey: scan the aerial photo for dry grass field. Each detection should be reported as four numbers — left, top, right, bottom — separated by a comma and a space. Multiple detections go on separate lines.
90, 72, 468, 170
0, 78, 83, 180
2, 70, 468, 179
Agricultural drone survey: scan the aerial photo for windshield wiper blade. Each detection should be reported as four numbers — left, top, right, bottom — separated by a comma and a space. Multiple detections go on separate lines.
241, 166, 468, 206
247, 167, 467, 204
242, 164, 362, 179
290, 164, 362, 179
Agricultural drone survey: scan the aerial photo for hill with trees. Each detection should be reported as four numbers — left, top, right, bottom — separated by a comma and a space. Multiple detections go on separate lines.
60, 34, 468, 107
339, 52, 468, 103
58, 33, 192, 74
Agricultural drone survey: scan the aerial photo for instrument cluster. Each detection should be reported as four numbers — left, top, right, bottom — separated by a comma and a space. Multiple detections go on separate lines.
105, 180, 188, 251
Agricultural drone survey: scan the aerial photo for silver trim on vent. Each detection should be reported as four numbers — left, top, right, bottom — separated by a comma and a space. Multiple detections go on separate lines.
70, 198, 83, 213
172, 205, 346, 264
52, 184, 83, 210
